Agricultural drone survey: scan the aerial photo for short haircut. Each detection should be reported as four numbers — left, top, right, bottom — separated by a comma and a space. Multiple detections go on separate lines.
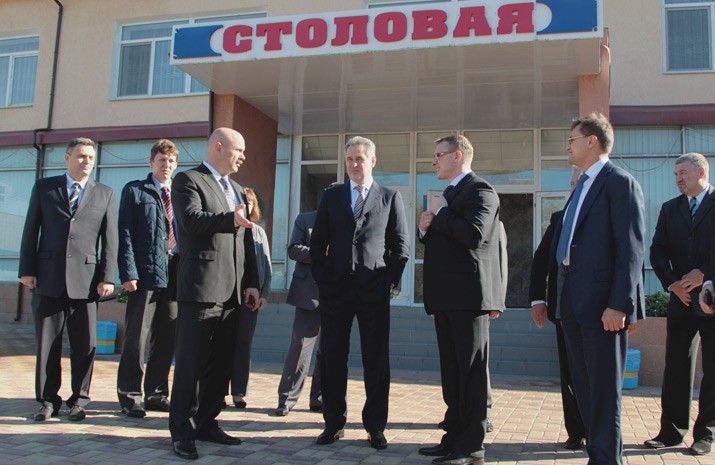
345, 136, 376, 158
434, 134, 474, 164
676, 152, 709, 174
571, 112, 614, 153
150, 139, 179, 161
66, 137, 95, 153
244, 187, 261, 222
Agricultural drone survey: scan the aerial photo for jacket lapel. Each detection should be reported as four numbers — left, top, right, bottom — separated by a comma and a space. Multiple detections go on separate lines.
76, 179, 96, 214
196, 163, 230, 210
692, 185, 715, 228
573, 161, 611, 232
360, 182, 380, 219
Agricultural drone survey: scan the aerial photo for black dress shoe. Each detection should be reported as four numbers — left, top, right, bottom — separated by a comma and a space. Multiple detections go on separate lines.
197, 427, 242, 445
68, 405, 86, 421
432, 452, 484, 465
419, 443, 452, 456
368, 431, 388, 450
234, 400, 247, 408
121, 405, 146, 418
316, 428, 344, 445
486, 418, 494, 433
644, 436, 682, 449
145, 397, 170, 412
173, 439, 198, 460
563, 437, 585, 450
438, 420, 446, 430
34, 405, 59, 421
690, 438, 712, 455
309, 404, 323, 413
275, 405, 289, 416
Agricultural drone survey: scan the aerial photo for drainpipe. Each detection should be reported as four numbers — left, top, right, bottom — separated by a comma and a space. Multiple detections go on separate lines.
208, 91, 214, 134
18, 0, 63, 322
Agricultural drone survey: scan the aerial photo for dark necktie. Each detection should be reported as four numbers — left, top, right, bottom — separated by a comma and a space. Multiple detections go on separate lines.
556, 173, 589, 264
690, 197, 698, 219
444, 185, 455, 198
69, 182, 80, 215
219, 177, 236, 210
161, 187, 177, 251
353, 185, 365, 222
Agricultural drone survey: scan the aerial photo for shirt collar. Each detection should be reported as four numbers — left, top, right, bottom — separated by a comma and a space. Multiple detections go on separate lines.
693, 184, 710, 204
350, 178, 374, 192
202, 161, 224, 181
449, 170, 470, 187
151, 174, 171, 191
583, 157, 608, 181
66, 173, 89, 190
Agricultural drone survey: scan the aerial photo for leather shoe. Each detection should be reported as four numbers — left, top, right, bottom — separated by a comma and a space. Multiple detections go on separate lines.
486, 418, 494, 433
316, 428, 344, 445
197, 427, 242, 445
275, 405, 289, 416
563, 437, 585, 450
309, 404, 323, 413
145, 397, 170, 412
121, 405, 146, 418
432, 452, 484, 465
438, 420, 446, 430
368, 430, 388, 450
690, 438, 712, 455
644, 436, 681, 449
34, 405, 58, 421
419, 443, 452, 456
173, 439, 198, 460
68, 405, 86, 421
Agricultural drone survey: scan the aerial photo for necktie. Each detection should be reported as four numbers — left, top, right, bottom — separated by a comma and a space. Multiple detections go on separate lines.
690, 197, 698, 219
556, 173, 589, 264
444, 185, 455, 198
353, 185, 365, 222
69, 182, 80, 215
161, 187, 177, 251
219, 177, 236, 210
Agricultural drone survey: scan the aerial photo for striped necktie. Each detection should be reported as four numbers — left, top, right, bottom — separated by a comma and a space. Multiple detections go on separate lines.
219, 177, 236, 210
161, 187, 177, 251
353, 185, 365, 222
69, 182, 80, 215
690, 197, 698, 219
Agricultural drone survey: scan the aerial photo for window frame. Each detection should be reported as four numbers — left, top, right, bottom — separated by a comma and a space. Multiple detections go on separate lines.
663, 0, 715, 73
0, 35, 39, 108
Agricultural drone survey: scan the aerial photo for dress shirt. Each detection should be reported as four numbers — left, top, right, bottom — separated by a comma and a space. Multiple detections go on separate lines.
349, 178, 374, 210
202, 161, 240, 208
65, 173, 89, 207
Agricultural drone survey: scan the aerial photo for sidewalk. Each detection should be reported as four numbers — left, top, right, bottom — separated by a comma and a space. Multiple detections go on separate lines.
0, 323, 708, 465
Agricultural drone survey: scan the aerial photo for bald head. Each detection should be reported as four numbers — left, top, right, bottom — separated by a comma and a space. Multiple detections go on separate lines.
207, 127, 246, 176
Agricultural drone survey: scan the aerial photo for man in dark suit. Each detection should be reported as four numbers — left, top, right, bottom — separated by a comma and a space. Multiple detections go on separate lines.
417, 135, 502, 465
19, 137, 118, 422
275, 210, 323, 416
550, 112, 645, 465
168, 127, 259, 460
529, 167, 586, 450
117, 139, 180, 418
648, 152, 715, 456
310, 136, 409, 450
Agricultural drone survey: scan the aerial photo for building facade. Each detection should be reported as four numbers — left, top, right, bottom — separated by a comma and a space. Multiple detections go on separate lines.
1, 0, 714, 373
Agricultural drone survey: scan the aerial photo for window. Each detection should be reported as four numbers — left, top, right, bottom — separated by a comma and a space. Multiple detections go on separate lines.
116, 14, 265, 98
664, 0, 714, 71
0, 36, 39, 107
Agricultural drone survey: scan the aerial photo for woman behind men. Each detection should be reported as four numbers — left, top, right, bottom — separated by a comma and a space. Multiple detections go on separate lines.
231, 187, 272, 408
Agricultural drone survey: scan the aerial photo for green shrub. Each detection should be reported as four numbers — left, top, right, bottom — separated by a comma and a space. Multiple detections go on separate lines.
645, 292, 669, 317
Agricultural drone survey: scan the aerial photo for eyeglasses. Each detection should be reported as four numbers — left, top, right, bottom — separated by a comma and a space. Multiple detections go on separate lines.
567, 135, 590, 145
433, 151, 455, 159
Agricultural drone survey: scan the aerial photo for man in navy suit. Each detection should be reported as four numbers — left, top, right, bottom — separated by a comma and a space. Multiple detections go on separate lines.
310, 136, 409, 450
550, 112, 645, 465
20, 137, 118, 422
650, 153, 715, 456
417, 135, 502, 465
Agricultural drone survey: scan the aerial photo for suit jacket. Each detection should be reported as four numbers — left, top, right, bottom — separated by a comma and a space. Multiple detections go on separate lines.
286, 211, 319, 310
19, 174, 118, 301
118, 173, 173, 289
171, 164, 258, 304
420, 171, 503, 314
651, 185, 715, 317
529, 210, 562, 322
548, 161, 646, 328
310, 182, 409, 303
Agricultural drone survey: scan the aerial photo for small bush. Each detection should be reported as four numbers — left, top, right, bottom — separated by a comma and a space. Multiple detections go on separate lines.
645, 292, 669, 317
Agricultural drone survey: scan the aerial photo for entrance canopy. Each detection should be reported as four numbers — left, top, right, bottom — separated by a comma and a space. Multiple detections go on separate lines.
172, 0, 604, 134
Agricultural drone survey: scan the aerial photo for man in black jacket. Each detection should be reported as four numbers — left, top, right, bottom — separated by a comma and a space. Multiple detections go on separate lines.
117, 139, 179, 418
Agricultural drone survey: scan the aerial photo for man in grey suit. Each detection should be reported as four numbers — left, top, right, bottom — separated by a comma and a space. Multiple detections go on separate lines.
275, 210, 323, 416
19, 137, 118, 422
310, 136, 409, 450
117, 139, 180, 418
169, 127, 259, 460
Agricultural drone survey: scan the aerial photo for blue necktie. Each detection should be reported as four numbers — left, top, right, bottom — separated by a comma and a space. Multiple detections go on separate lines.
690, 197, 698, 219
556, 173, 588, 264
